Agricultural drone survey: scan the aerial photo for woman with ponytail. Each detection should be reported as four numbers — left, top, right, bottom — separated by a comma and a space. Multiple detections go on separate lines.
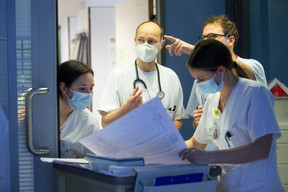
180, 39, 284, 192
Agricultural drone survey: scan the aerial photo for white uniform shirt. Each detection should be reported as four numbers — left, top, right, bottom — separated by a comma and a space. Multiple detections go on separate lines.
237, 56, 267, 87
0, 107, 10, 192
98, 63, 185, 120
60, 108, 100, 158
194, 78, 284, 192
186, 57, 267, 116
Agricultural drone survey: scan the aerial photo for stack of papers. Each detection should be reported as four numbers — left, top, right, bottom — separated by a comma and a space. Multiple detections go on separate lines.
80, 98, 189, 165
40, 157, 89, 164
85, 153, 144, 171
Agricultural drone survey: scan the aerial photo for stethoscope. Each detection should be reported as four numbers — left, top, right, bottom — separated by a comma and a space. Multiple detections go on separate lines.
133, 60, 165, 99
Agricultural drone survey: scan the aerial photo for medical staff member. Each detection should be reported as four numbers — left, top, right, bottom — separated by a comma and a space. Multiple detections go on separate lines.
179, 39, 284, 192
98, 21, 185, 130
59, 60, 100, 158
0, 106, 10, 192
165, 15, 267, 130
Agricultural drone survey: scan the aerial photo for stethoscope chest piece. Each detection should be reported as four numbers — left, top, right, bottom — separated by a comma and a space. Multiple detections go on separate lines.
157, 91, 165, 99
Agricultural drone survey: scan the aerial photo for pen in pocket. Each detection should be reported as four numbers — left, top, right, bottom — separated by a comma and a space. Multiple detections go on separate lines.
225, 131, 232, 148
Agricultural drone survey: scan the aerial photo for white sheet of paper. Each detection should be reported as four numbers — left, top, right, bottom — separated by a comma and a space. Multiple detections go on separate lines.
40, 157, 89, 164
80, 98, 188, 165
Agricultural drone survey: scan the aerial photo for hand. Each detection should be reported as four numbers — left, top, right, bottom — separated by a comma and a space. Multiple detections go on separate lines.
164, 35, 194, 56
124, 86, 143, 111
192, 106, 203, 128
179, 147, 211, 164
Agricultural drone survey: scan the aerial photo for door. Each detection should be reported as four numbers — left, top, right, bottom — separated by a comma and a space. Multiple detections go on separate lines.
2, 0, 58, 191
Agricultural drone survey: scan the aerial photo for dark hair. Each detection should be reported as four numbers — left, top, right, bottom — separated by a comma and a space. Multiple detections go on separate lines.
203, 15, 239, 47
135, 21, 164, 40
187, 39, 249, 78
58, 60, 93, 97
187, 39, 233, 71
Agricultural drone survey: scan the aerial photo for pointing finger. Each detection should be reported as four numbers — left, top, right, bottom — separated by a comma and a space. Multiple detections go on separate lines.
164, 35, 176, 43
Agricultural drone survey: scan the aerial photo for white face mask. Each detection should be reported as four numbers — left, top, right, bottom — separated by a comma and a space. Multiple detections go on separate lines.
135, 41, 161, 63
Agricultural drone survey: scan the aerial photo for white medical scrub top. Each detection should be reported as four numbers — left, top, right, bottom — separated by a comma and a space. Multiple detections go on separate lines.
60, 108, 100, 158
98, 62, 186, 121
186, 56, 268, 117
0, 107, 10, 192
194, 78, 284, 192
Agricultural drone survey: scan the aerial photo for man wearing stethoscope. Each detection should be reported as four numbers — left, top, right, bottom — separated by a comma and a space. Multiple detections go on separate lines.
98, 21, 185, 130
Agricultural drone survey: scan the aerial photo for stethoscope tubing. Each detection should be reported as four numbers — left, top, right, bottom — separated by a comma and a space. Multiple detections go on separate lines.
133, 60, 165, 99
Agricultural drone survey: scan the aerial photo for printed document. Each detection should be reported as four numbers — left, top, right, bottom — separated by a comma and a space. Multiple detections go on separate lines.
79, 97, 188, 165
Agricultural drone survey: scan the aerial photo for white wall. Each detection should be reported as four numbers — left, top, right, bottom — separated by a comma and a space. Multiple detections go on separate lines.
115, 0, 149, 67
60, 18, 69, 62
68, 17, 78, 59
58, 0, 84, 62
84, 0, 127, 7
77, 8, 89, 33
58, 0, 84, 26
90, 7, 116, 123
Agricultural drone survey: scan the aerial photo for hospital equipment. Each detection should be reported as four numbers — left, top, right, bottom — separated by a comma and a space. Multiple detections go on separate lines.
53, 160, 220, 192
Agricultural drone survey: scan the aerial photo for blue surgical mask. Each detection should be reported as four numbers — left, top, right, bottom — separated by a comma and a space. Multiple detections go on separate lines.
196, 72, 224, 96
66, 89, 92, 110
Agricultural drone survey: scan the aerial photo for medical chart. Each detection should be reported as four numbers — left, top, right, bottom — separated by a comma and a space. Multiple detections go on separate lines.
40, 157, 89, 164
79, 97, 189, 165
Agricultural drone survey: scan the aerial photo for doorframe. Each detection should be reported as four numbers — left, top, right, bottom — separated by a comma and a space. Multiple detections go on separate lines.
6, 0, 19, 191
225, 0, 251, 58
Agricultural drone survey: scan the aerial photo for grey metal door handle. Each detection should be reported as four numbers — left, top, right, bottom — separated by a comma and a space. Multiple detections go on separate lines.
25, 87, 50, 155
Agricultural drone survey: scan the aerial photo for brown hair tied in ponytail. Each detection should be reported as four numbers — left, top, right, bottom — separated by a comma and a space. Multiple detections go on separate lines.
232, 61, 250, 79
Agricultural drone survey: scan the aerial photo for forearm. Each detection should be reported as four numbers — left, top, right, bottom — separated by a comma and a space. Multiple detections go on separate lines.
208, 134, 272, 164
101, 104, 133, 127
173, 119, 183, 131
185, 136, 206, 149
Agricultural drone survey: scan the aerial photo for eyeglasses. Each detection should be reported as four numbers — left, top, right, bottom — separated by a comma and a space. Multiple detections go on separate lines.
136, 38, 159, 45
199, 33, 226, 40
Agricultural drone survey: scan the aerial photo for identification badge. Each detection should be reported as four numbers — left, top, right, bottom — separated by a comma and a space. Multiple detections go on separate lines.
212, 108, 220, 139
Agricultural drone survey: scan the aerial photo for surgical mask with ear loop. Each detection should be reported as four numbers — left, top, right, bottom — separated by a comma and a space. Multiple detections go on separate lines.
222, 32, 230, 44
196, 72, 224, 97
135, 39, 162, 63
65, 89, 93, 110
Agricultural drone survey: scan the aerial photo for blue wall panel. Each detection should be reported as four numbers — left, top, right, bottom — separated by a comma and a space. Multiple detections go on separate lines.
164, 1, 225, 139
250, 0, 288, 86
